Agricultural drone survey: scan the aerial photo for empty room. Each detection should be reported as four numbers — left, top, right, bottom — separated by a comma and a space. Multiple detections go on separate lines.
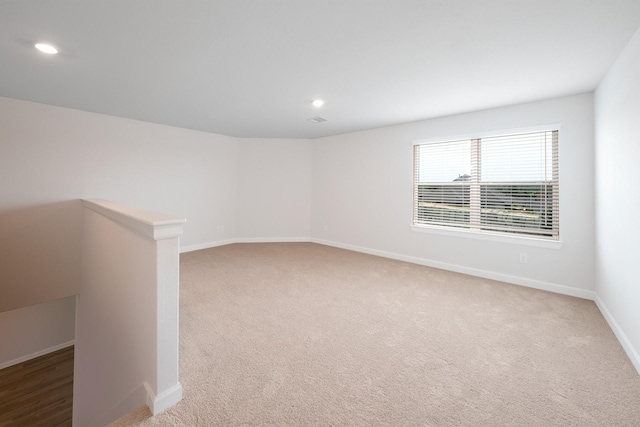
1, 1, 640, 426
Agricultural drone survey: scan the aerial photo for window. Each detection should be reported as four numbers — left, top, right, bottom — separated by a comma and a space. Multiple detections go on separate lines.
413, 129, 559, 240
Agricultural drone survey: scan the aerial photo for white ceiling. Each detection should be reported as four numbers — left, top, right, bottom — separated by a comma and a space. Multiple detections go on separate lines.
1, 1, 639, 139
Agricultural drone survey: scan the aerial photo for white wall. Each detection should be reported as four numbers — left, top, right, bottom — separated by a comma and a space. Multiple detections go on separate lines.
0, 96, 238, 252
236, 138, 312, 240
0, 97, 317, 366
312, 94, 595, 296
0, 96, 237, 364
0, 296, 76, 369
594, 26, 640, 372
0, 200, 82, 313
75, 201, 184, 426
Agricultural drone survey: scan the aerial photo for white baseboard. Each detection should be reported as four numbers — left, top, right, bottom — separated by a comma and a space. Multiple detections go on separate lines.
180, 239, 237, 253
0, 339, 75, 370
184, 237, 594, 300
235, 236, 311, 243
594, 295, 640, 375
180, 237, 311, 253
145, 381, 183, 415
310, 238, 596, 300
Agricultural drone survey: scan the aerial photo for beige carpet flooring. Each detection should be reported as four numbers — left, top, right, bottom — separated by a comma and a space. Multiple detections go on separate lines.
110, 242, 640, 426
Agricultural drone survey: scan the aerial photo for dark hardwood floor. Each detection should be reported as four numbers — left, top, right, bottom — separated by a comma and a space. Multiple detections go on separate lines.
0, 345, 74, 427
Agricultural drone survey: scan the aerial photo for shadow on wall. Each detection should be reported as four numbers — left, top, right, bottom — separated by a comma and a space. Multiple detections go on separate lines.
0, 200, 83, 313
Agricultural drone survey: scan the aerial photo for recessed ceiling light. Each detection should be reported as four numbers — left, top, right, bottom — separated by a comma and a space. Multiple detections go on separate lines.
312, 99, 325, 107
35, 43, 58, 54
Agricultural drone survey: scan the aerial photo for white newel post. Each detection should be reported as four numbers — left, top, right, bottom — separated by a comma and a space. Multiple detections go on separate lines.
74, 199, 185, 427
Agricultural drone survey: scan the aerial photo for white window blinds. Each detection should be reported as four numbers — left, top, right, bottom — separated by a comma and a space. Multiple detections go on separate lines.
413, 129, 559, 239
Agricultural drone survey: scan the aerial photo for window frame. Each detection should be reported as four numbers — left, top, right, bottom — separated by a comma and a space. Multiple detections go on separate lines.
410, 124, 562, 249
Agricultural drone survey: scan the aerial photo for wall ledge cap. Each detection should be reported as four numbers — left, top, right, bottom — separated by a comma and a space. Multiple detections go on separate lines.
82, 199, 185, 240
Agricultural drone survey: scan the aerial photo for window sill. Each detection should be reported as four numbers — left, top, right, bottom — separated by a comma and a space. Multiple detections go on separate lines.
410, 224, 563, 249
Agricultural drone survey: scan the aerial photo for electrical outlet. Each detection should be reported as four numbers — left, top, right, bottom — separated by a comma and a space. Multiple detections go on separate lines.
519, 253, 528, 264
217, 225, 225, 233
323, 225, 328, 232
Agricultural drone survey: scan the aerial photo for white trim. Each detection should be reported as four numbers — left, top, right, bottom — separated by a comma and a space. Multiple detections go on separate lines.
83, 199, 186, 241
593, 295, 640, 375
180, 239, 237, 253
235, 236, 311, 243
180, 237, 311, 253
412, 123, 562, 145
0, 340, 75, 370
310, 238, 594, 300
145, 382, 183, 415
410, 225, 564, 249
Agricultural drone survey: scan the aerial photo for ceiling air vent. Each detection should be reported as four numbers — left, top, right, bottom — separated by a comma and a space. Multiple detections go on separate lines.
307, 116, 327, 124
